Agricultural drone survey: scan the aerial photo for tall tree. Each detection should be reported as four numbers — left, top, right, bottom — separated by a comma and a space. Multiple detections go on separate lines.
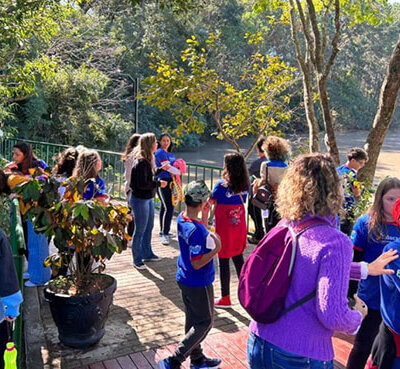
254, 0, 390, 164
359, 32, 400, 182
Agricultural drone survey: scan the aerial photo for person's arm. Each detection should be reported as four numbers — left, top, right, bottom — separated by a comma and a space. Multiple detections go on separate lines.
191, 233, 221, 270
1, 291, 23, 319
315, 236, 362, 334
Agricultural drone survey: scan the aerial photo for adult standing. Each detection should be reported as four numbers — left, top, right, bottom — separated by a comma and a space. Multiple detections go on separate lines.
130, 133, 167, 270
248, 153, 365, 369
122, 133, 141, 238
253, 136, 290, 234
247, 137, 267, 244
155, 133, 179, 246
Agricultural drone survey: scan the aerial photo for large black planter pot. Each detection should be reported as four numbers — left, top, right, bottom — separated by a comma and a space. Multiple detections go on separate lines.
44, 274, 117, 349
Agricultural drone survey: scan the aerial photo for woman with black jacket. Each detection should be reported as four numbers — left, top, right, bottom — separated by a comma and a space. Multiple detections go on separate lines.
130, 133, 167, 270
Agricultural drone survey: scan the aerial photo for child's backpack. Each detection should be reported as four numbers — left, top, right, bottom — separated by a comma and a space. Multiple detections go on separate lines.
238, 218, 329, 324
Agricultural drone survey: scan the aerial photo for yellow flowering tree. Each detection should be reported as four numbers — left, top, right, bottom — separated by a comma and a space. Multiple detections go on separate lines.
142, 32, 295, 159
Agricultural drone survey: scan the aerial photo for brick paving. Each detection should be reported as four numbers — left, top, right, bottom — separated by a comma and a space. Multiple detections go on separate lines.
36, 218, 355, 369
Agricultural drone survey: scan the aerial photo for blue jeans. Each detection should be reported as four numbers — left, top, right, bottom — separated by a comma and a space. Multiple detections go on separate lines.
247, 332, 334, 369
130, 196, 156, 265
27, 220, 51, 285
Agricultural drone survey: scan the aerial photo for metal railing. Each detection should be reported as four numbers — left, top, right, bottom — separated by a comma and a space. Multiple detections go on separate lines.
10, 198, 25, 369
0, 138, 223, 202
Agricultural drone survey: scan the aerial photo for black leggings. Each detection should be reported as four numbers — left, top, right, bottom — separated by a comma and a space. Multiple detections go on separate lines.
157, 178, 174, 235
219, 255, 244, 297
346, 309, 382, 369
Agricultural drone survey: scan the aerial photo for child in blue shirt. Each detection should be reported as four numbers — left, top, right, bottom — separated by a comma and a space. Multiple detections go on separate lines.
337, 147, 368, 236
371, 198, 400, 369
158, 180, 222, 369
347, 178, 400, 369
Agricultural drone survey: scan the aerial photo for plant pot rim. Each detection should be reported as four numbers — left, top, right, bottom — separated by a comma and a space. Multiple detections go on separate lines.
44, 274, 116, 299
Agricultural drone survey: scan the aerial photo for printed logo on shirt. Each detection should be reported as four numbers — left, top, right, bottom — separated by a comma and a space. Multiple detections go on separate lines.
351, 230, 357, 240
397, 269, 400, 279
189, 245, 202, 255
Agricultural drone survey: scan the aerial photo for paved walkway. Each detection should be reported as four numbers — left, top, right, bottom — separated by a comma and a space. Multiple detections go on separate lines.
29, 219, 355, 369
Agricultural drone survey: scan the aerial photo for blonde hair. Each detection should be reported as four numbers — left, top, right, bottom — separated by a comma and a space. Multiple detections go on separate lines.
135, 132, 156, 168
277, 153, 343, 221
73, 149, 101, 180
263, 136, 291, 162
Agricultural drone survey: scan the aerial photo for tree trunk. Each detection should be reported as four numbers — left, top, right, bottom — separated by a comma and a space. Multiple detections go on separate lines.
358, 33, 400, 183
303, 62, 320, 152
318, 76, 340, 165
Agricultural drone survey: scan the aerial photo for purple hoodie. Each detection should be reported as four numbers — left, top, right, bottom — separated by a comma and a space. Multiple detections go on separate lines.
250, 215, 362, 361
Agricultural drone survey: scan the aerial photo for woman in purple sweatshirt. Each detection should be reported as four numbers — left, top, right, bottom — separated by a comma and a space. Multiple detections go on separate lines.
248, 153, 365, 369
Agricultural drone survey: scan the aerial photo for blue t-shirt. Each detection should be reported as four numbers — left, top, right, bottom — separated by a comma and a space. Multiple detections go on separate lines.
83, 177, 106, 200
155, 148, 176, 180
268, 159, 288, 168
381, 239, 400, 334
351, 214, 400, 310
176, 213, 215, 287
211, 179, 247, 205
337, 165, 357, 210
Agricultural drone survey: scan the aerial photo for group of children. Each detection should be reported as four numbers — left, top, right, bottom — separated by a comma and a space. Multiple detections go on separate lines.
158, 144, 400, 369
3, 136, 400, 369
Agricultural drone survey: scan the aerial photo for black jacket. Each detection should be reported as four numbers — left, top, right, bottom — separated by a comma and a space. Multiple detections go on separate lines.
130, 158, 161, 199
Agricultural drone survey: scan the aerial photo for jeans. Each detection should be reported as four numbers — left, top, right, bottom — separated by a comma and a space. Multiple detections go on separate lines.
27, 220, 51, 285
248, 332, 334, 369
130, 195, 156, 265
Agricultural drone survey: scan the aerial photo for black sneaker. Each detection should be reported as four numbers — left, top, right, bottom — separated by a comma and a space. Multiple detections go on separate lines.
190, 357, 221, 369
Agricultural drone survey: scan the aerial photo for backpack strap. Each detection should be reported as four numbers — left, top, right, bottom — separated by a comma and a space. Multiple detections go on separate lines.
282, 218, 331, 317
281, 290, 317, 316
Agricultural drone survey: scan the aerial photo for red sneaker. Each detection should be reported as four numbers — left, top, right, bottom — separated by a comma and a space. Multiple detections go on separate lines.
214, 295, 232, 309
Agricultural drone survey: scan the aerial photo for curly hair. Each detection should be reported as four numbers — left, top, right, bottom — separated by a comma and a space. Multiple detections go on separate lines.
53, 147, 78, 177
263, 136, 291, 162
276, 153, 343, 220
368, 177, 400, 239
223, 153, 250, 194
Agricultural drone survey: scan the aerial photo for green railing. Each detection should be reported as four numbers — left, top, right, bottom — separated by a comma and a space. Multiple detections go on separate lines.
10, 198, 25, 369
0, 138, 223, 203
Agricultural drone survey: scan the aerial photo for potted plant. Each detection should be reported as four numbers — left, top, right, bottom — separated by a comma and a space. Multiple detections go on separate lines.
14, 173, 131, 348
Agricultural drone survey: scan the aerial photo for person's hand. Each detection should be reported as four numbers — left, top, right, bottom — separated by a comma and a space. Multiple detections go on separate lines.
160, 180, 168, 188
368, 249, 399, 276
353, 295, 368, 318
161, 162, 171, 170
5, 316, 16, 322
202, 200, 211, 214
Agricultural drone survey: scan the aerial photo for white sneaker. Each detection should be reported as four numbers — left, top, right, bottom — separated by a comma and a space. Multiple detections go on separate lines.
161, 235, 170, 245
23, 272, 30, 280
134, 263, 147, 270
